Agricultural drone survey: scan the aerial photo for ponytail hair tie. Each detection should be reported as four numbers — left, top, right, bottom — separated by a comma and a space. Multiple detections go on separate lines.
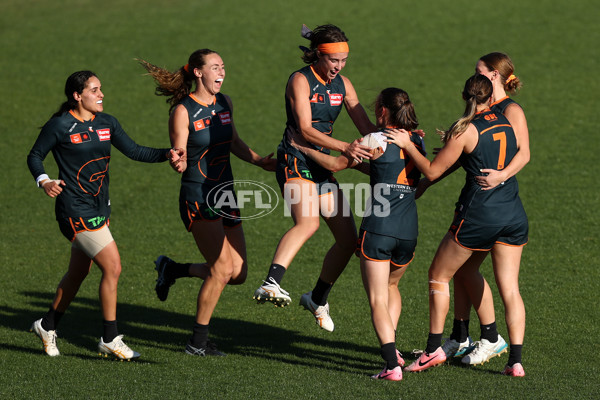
301, 24, 313, 39
505, 74, 516, 83
184, 64, 190, 73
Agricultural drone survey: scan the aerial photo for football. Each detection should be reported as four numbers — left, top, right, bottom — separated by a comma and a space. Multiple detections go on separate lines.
361, 131, 387, 161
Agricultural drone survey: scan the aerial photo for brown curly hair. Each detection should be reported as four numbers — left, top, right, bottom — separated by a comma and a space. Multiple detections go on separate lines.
138, 49, 217, 113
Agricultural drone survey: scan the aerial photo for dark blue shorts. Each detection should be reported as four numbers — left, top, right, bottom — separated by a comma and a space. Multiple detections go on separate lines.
58, 216, 109, 241
358, 229, 416, 267
449, 215, 528, 251
275, 151, 338, 196
179, 198, 241, 232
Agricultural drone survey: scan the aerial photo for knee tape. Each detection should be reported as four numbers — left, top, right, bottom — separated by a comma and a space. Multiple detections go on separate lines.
429, 279, 450, 297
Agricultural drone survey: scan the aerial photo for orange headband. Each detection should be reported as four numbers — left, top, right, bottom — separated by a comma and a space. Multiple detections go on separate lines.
317, 42, 349, 54
184, 64, 190, 73
505, 74, 516, 83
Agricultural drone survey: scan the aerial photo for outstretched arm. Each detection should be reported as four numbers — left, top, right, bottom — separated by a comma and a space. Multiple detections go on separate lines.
385, 128, 473, 181
288, 129, 360, 173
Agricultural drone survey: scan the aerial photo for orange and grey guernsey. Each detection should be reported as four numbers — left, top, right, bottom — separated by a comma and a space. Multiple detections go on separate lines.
27, 110, 169, 220
178, 92, 234, 203
278, 64, 346, 178
491, 95, 518, 115
360, 132, 425, 240
455, 110, 527, 226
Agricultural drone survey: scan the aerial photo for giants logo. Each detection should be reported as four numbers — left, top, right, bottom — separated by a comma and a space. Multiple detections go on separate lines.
218, 112, 231, 125
97, 128, 111, 141
328, 93, 343, 106
484, 113, 498, 122
77, 156, 110, 196
70, 132, 92, 144
194, 117, 212, 131
198, 141, 232, 181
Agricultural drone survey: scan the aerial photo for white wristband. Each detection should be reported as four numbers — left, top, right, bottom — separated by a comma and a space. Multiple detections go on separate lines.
36, 174, 50, 188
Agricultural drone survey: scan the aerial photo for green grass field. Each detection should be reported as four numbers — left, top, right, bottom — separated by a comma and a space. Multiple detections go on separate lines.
1, 0, 598, 398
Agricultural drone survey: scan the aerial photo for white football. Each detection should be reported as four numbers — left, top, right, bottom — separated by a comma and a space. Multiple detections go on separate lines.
362, 131, 387, 160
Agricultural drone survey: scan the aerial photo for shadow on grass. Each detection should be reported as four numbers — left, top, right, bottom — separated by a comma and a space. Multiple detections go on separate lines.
1, 291, 506, 376
1, 291, 388, 375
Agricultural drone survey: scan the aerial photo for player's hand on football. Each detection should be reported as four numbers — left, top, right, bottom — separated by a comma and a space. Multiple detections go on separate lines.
344, 137, 371, 162
257, 152, 277, 172
384, 128, 411, 148
476, 168, 507, 191
42, 179, 65, 198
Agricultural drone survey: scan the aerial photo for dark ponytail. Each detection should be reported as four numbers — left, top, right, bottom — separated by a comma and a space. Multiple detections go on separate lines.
376, 87, 418, 131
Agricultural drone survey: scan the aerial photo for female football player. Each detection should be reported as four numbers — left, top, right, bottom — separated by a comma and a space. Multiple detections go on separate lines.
290, 87, 424, 381
139, 49, 275, 356
27, 70, 180, 359
253, 24, 376, 333
432, 53, 530, 375
387, 75, 528, 377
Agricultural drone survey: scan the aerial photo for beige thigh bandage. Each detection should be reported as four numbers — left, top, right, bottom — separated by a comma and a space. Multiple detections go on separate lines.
72, 225, 114, 259
429, 279, 450, 297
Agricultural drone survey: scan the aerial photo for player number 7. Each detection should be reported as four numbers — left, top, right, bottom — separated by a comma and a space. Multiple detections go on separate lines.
492, 132, 507, 170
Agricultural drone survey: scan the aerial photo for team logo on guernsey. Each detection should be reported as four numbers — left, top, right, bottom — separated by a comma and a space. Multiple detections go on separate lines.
310, 93, 325, 103
70, 132, 92, 144
328, 93, 343, 106
194, 117, 212, 131
484, 113, 498, 122
218, 111, 231, 125
97, 128, 111, 141
77, 156, 110, 196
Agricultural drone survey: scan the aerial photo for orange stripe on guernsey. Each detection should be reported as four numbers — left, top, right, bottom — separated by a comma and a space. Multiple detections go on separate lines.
317, 42, 349, 54
479, 124, 512, 136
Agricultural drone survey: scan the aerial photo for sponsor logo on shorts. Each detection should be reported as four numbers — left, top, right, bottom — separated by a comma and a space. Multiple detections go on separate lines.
87, 216, 106, 227
97, 128, 111, 141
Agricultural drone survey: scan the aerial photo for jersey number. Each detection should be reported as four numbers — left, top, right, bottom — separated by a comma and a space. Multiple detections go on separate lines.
396, 149, 416, 186
492, 132, 507, 169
